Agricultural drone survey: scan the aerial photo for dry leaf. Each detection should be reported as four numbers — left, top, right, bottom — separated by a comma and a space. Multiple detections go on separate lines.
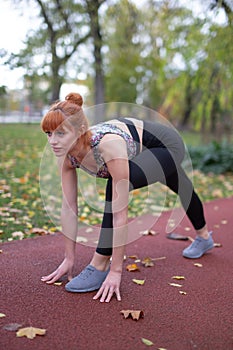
142, 257, 154, 267
179, 291, 187, 295
126, 263, 140, 271
0, 250, 3, 253
16, 326, 46, 339
169, 283, 182, 287
54, 282, 62, 286
194, 263, 203, 268
158, 348, 167, 350
128, 255, 139, 260
214, 243, 222, 247
132, 279, 145, 285
172, 276, 185, 280
221, 220, 227, 225
139, 229, 158, 236
76, 236, 88, 243
30, 228, 48, 235
141, 338, 154, 346
0, 313, 6, 318
120, 310, 144, 321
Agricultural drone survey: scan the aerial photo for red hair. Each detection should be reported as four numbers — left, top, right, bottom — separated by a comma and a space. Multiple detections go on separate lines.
41, 92, 91, 149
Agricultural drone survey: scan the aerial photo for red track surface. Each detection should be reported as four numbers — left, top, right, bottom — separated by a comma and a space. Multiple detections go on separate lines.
1, 197, 233, 350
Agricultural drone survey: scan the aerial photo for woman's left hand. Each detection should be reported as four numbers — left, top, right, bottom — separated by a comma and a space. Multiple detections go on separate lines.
93, 270, 122, 303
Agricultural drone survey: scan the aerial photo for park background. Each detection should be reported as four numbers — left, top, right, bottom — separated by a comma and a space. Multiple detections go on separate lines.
0, 0, 233, 242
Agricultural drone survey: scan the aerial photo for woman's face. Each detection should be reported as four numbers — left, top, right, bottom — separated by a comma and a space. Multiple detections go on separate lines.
46, 125, 78, 157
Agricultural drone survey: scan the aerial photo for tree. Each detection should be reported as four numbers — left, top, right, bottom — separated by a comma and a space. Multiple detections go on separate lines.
103, 0, 143, 104
6, 0, 106, 103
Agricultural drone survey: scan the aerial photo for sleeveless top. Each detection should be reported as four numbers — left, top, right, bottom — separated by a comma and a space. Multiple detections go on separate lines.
68, 122, 137, 178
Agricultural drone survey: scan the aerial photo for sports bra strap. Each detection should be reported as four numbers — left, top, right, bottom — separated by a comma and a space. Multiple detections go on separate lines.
118, 117, 140, 155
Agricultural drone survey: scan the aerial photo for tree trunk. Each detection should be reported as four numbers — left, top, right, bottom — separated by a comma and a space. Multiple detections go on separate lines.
86, 0, 105, 109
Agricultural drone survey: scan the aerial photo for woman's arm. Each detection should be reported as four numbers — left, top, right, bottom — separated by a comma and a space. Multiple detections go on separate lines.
93, 136, 129, 302
41, 159, 78, 284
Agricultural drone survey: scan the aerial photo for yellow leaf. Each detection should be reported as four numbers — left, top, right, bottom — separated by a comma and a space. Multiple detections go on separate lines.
126, 263, 140, 271
142, 257, 154, 267
54, 282, 62, 286
132, 279, 145, 285
169, 283, 182, 287
120, 310, 144, 321
141, 338, 154, 346
0, 313, 6, 318
172, 276, 185, 280
194, 263, 203, 268
16, 327, 46, 339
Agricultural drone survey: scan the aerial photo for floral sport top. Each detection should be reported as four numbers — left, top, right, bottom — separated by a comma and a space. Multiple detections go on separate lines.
68, 122, 137, 178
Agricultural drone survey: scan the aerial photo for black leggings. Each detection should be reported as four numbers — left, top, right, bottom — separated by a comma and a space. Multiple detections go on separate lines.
96, 119, 206, 256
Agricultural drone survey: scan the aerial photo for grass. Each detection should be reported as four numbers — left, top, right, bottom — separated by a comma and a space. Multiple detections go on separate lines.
0, 123, 233, 242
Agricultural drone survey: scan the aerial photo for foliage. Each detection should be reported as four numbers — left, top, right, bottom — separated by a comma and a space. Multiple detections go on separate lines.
2, 0, 233, 138
188, 141, 233, 174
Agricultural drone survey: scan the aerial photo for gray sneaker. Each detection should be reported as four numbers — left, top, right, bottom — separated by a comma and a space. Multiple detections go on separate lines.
65, 264, 109, 293
182, 232, 214, 259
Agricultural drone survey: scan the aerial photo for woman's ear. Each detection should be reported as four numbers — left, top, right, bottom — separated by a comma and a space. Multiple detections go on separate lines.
80, 124, 86, 135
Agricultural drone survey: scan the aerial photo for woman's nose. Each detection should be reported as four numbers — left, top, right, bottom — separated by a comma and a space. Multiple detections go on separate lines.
49, 134, 58, 145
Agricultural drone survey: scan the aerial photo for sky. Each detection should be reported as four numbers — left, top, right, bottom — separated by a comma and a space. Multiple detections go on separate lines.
0, 1, 38, 89
0, 0, 227, 91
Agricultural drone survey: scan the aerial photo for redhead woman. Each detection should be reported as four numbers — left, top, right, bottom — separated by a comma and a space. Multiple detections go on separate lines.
40, 93, 214, 303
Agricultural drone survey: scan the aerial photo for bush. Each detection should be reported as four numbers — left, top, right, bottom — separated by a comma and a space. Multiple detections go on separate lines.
188, 141, 233, 174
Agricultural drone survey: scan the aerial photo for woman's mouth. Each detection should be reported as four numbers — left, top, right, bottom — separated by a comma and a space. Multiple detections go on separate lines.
52, 147, 62, 153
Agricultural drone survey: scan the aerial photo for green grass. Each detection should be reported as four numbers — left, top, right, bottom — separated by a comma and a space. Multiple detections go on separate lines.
0, 123, 233, 242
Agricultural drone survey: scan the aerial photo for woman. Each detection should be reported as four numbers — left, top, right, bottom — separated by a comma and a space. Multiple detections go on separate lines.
40, 92, 214, 303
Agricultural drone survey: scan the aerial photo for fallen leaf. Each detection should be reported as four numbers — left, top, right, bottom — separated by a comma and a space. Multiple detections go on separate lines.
179, 291, 187, 295
139, 229, 158, 236
221, 220, 227, 225
172, 276, 185, 280
158, 348, 167, 350
30, 227, 48, 235
76, 236, 88, 243
194, 263, 203, 268
214, 243, 222, 247
120, 310, 144, 320
0, 250, 3, 253
16, 326, 46, 339
132, 279, 145, 285
142, 257, 154, 267
11, 231, 24, 239
169, 283, 182, 287
141, 338, 154, 346
128, 255, 139, 259
0, 313, 6, 318
3, 323, 22, 331
126, 263, 140, 271
54, 282, 62, 286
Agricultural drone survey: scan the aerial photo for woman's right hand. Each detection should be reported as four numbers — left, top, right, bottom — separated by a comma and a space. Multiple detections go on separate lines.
41, 258, 74, 284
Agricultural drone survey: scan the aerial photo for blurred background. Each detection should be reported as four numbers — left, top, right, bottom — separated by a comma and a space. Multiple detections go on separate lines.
0, 0, 232, 139
0, 0, 233, 241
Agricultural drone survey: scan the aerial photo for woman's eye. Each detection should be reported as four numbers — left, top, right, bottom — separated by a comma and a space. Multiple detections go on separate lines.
56, 131, 65, 136
45, 131, 52, 137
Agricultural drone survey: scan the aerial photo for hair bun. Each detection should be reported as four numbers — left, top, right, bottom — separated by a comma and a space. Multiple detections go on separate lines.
65, 92, 83, 107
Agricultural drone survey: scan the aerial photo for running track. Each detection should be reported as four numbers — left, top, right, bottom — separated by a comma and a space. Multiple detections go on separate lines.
1, 197, 233, 350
